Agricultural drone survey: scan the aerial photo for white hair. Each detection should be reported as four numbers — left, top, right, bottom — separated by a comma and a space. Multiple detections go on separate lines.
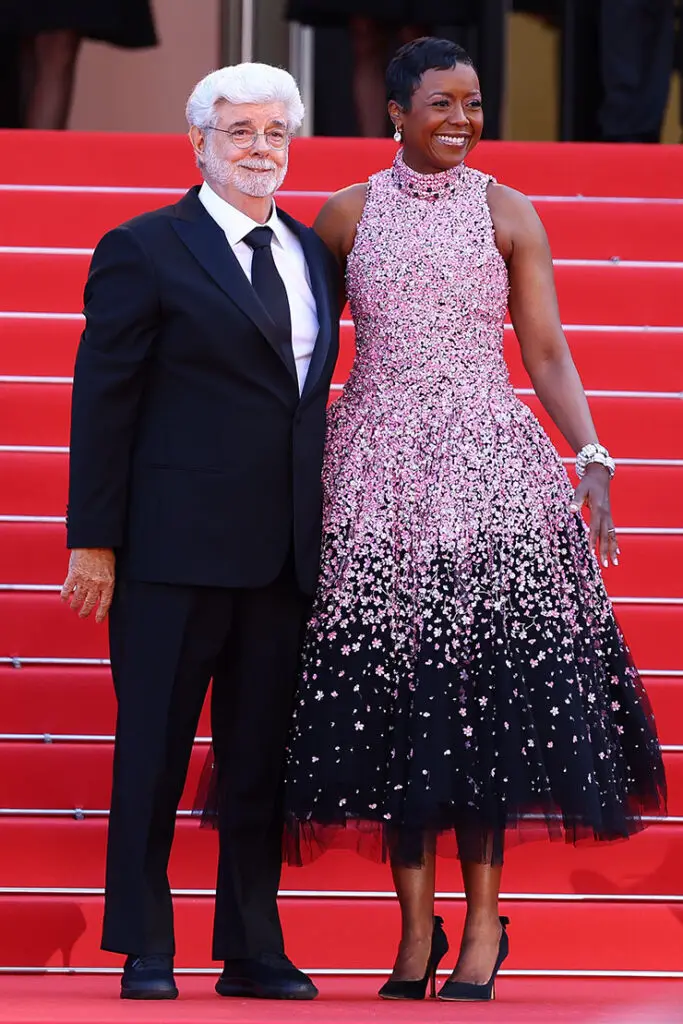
186, 63, 305, 132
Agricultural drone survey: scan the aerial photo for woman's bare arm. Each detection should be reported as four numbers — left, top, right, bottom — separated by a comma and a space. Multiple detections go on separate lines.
488, 184, 618, 568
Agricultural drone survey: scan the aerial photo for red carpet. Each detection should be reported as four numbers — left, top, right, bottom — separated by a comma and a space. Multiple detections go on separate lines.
0, 977, 679, 1024
0, 131, 682, 1000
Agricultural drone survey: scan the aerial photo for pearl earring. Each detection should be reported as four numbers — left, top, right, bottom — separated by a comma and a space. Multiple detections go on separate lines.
393, 127, 402, 143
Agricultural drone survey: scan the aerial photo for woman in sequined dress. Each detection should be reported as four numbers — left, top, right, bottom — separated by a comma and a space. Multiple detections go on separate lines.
276, 37, 666, 997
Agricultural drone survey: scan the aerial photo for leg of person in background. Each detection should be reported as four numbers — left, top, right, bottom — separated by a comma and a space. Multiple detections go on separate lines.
22, 29, 82, 129
349, 17, 392, 137
638, 0, 676, 142
0, 34, 23, 127
349, 18, 427, 136
599, 0, 675, 142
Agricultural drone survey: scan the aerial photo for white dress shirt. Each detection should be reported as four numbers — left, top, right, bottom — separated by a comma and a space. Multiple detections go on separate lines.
198, 181, 319, 394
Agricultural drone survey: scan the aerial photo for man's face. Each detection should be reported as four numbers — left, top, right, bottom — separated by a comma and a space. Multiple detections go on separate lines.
192, 100, 290, 198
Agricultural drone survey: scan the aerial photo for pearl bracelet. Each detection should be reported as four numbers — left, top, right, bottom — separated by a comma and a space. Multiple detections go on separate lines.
575, 442, 616, 479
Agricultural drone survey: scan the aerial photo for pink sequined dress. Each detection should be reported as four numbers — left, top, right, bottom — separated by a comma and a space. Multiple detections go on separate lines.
291, 151, 665, 864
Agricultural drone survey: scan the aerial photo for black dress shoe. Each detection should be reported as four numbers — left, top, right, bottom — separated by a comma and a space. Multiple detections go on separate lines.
216, 952, 318, 1000
121, 955, 178, 1000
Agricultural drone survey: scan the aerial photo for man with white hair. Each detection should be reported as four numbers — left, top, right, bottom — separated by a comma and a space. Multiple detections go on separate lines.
62, 63, 339, 1001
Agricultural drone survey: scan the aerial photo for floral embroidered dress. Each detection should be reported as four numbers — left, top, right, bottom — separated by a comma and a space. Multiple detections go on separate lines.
279, 151, 666, 866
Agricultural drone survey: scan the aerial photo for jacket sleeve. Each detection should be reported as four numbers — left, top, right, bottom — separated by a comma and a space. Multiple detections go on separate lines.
66, 225, 160, 549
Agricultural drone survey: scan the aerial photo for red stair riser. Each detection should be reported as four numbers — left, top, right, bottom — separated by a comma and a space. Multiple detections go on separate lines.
0, 742, 208, 810
2, 133, 682, 195
0, 669, 679, 742
0, 894, 681, 971
1, 254, 682, 324
0, 742, 678, 812
1, 816, 682, 896
0, 665, 211, 736
3, 319, 683, 396
1, 453, 681, 526
0, 668, 679, 742
2, 522, 681, 599
3, 191, 683, 261
0, 592, 680, 668
2, 381, 681, 458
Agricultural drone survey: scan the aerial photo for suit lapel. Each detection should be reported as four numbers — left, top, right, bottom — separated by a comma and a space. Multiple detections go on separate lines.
170, 187, 295, 379
277, 208, 334, 401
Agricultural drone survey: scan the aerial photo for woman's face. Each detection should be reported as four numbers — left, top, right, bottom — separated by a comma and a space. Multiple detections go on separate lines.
390, 64, 484, 174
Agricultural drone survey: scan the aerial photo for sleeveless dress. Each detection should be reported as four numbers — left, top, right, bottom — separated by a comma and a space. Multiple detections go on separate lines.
280, 151, 666, 866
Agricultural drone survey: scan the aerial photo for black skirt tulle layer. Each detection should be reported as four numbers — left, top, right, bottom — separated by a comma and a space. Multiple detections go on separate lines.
196, 616, 666, 868
281, 634, 665, 866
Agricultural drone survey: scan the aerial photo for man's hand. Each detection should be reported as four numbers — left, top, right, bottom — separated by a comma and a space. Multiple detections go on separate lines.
61, 548, 116, 623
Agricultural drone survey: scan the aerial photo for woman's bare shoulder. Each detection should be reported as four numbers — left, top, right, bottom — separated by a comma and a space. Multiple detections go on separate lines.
316, 183, 369, 226
314, 183, 369, 261
486, 182, 547, 260
487, 182, 545, 234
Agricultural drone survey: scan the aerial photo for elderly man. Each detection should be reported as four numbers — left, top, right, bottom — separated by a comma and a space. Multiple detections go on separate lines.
61, 63, 338, 1000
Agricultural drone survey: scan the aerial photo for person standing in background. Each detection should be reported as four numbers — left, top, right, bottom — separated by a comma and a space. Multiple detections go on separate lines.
0, 0, 157, 129
599, 0, 675, 142
286, 1, 473, 136
0, 34, 22, 127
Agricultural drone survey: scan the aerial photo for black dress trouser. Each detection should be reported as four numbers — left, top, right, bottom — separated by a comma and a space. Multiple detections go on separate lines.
102, 554, 308, 960
599, 0, 675, 141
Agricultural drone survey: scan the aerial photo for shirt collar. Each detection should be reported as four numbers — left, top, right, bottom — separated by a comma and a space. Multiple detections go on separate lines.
198, 181, 286, 249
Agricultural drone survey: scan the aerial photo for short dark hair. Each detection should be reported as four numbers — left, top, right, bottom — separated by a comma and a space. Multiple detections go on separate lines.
386, 37, 475, 110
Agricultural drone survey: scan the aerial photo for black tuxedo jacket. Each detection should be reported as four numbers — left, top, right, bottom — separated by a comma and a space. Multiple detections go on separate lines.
66, 186, 339, 594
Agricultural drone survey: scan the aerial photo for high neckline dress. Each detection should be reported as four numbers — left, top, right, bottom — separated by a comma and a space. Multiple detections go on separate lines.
283, 151, 666, 865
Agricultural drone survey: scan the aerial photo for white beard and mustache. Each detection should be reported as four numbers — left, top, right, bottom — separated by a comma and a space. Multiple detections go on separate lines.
202, 146, 288, 198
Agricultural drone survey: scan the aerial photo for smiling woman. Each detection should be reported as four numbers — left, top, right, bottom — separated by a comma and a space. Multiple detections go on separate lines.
273, 32, 666, 1006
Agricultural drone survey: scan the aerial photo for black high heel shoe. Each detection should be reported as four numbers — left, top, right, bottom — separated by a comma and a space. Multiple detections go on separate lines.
438, 915, 510, 1002
378, 916, 449, 1000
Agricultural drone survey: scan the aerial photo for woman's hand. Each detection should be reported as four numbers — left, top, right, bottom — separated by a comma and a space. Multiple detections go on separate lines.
569, 464, 619, 568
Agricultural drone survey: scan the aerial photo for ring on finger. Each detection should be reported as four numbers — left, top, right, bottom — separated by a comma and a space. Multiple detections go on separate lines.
607, 528, 617, 535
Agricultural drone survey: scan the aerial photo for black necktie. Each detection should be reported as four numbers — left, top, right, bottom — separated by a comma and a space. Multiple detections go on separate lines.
243, 226, 296, 379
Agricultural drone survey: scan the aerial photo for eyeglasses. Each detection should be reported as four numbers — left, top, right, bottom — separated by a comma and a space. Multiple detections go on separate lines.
202, 125, 291, 150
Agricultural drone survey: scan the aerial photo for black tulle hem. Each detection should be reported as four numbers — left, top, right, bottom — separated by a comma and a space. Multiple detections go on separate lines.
282, 793, 666, 868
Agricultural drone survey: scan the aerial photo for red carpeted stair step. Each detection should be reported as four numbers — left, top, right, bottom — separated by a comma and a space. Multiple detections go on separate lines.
0, 741, 208, 810
0, 665, 114, 735
0, 669, 679, 740
0, 893, 680, 972
3, 133, 682, 196
2, 253, 682, 324
4, 317, 683, 395
2, 521, 681, 598
503, 328, 683, 394
2, 453, 680, 525
1, 667, 679, 741
3, 190, 683, 261
0, 816, 681, 896
0, 976, 680, 1024
1, 594, 680, 668
533, 201, 683, 261
3, 381, 681, 456
524, 395, 683, 459
0, 665, 212, 735
0, 741, 678, 812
